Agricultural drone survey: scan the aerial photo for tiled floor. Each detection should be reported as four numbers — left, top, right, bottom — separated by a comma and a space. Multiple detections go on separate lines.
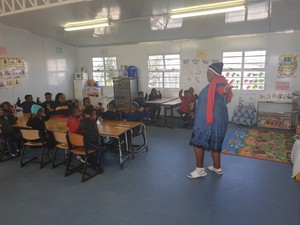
0, 121, 299, 225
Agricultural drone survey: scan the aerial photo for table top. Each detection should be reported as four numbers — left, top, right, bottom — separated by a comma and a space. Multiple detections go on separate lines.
98, 124, 130, 137
101, 120, 143, 129
146, 97, 179, 104
161, 98, 181, 106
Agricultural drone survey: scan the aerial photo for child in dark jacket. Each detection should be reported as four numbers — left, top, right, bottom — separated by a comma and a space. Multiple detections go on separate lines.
79, 108, 104, 173
16, 94, 36, 113
26, 104, 54, 149
41, 92, 56, 118
0, 103, 22, 156
126, 102, 150, 122
148, 88, 162, 120
53, 93, 70, 118
102, 100, 122, 121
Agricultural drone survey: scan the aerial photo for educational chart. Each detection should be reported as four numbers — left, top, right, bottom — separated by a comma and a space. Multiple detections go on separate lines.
277, 53, 298, 78
182, 59, 220, 87
0, 57, 25, 88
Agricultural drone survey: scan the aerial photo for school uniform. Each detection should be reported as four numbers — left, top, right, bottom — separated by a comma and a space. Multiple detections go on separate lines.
16, 100, 35, 113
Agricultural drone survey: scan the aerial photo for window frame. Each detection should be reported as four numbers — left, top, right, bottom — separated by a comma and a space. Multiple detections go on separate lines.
92, 56, 118, 86
222, 50, 267, 91
148, 54, 181, 89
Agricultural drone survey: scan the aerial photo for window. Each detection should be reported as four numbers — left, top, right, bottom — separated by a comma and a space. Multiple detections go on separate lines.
148, 54, 180, 88
225, 1, 269, 23
222, 50, 266, 90
92, 57, 118, 86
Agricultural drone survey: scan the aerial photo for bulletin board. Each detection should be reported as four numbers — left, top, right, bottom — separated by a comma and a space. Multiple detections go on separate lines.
0, 57, 26, 88
181, 58, 220, 88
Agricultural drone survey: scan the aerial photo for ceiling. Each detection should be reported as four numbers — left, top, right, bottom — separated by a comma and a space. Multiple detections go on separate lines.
0, 0, 299, 47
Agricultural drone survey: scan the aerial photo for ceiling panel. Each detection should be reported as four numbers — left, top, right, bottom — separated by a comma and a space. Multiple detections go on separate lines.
0, 0, 299, 47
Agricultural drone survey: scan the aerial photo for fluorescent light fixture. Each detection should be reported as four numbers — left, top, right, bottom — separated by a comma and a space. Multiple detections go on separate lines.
64, 18, 110, 31
170, 0, 245, 19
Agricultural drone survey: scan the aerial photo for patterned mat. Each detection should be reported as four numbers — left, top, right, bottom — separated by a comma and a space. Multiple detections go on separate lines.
222, 128, 295, 163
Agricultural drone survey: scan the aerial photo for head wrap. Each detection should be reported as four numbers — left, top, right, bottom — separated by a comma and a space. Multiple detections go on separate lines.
31, 104, 42, 114
208, 62, 223, 75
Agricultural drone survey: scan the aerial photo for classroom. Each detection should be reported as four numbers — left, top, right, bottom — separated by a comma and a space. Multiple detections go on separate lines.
0, 1, 300, 225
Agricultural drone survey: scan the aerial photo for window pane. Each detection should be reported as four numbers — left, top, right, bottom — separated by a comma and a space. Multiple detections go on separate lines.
245, 51, 266, 56
223, 52, 243, 57
247, 2, 269, 21
92, 57, 117, 86
225, 9, 246, 23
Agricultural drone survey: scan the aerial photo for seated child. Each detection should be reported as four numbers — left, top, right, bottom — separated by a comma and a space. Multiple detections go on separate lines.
102, 100, 122, 121
126, 102, 150, 122
79, 107, 104, 173
82, 97, 104, 116
177, 89, 195, 116
53, 93, 70, 118
26, 104, 55, 149
41, 92, 55, 118
0, 103, 22, 156
16, 94, 36, 113
133, 91, 148, 108
148, 88, 162, 120
66, 107, 85, 162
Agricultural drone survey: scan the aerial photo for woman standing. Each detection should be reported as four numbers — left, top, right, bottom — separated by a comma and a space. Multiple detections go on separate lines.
187, 62, 233, 178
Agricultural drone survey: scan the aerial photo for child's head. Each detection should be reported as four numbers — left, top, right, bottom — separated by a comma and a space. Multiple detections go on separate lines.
25, 95, 33, 102
44, 92, 52, 102
130, 102, 139, 112
151, 88, 157, 95
189, 87, 194, 94
1, 102, 13, 113
83, 107, 97, 121
83, 97, 91, 107
108, 100, 117, 111
31, 104, 43, 116
137, 91, 144, 98
70, 107, 81, 118
55, 93, 66, 103
184, 90, 189, 97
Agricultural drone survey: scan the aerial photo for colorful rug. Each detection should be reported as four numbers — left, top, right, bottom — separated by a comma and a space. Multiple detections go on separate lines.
222, 128, 295, 163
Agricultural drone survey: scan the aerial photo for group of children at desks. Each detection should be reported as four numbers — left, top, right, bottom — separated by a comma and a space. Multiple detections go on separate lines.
0, 87, 197, 174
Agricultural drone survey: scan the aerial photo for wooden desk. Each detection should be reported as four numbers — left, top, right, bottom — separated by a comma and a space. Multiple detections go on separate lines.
98, 124, 130, 169
101, 120, 148, 158
145, 97, 179, 105
161, 98, 182, 128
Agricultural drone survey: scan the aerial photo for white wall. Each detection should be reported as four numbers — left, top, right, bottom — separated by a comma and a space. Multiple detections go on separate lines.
77, 31, 300, 118
0, 23, 77, 104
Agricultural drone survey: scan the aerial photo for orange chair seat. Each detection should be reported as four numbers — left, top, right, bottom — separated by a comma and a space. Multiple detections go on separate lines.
24, 141, 44, 147
56, 142, 68, 149
69, 147, 96, 156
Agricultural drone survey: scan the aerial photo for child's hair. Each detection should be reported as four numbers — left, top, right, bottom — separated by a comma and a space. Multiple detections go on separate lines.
44, 92, 52, 96
55, 93, 64, 103
69, 106, 80, 117
184, 90, 189, 96
131, 102, 139, 109
138, 91, 144, 96
108, 100, 117, 109
25, 94, 32, 100
83, 97, 90, 105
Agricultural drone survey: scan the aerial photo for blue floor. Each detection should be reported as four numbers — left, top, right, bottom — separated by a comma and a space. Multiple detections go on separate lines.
0, 124, 299, 225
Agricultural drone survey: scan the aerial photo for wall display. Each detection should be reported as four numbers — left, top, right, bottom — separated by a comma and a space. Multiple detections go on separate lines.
277, 53, 298, 78
0, 57, 25, 88
275, 81, 290, 90
182, 58, 220, 86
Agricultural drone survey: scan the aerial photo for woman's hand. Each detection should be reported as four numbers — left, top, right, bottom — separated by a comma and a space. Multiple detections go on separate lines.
224, 80, 234, 94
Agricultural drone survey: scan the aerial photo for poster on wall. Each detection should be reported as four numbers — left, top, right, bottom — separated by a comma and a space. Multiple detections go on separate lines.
277, 53, 298, 78
275, 81, 290, 90
182, 59, 220, 87
0, 57, 25, 88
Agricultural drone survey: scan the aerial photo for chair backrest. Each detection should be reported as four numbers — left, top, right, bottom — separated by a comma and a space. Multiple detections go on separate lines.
20, 129, 40, 141
68, 133, 84, 147
53, 131, 67, 143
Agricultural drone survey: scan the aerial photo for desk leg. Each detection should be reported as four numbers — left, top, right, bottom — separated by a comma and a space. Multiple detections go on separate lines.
164, 105, 167, 127
117, 137, 123, 169
142, 124, 148, 152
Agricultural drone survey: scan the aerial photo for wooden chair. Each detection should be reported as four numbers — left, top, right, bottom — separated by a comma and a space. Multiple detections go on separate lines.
52, 131, 68, 169
0, 135, 15, 162
20, 129, 50, 168
65, 133, 99, 182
